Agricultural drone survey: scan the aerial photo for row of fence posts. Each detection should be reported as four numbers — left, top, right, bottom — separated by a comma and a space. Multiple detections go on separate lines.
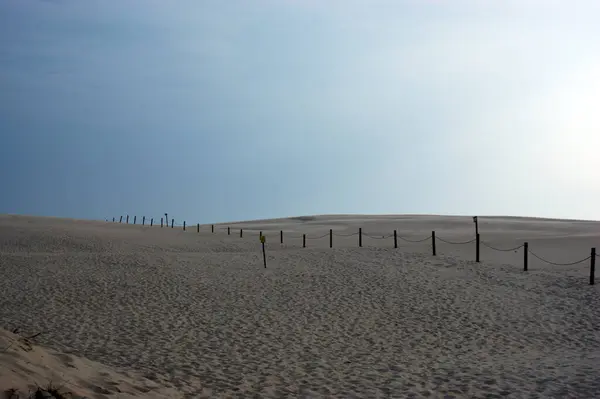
111, 216, 597, 285
113, 216, 180, 228
225, 228, 595, 285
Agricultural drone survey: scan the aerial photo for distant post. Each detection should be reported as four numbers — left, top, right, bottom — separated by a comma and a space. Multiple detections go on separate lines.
142, 216, 145, 225
171, 219, 174, 228
590, 248, 596, 285
240, 229, 243, 238
119, 216, 122, 223
330, 229, 333, 248
476, 233, 480, 262
211, 225, 214, 233
228, 227, 230, 235
126, 215, 129, 224
133, 216, 136, 224
165, 213, 168, 228
161, 218, 163, 228
183, 221, 186, 231
359, 228, 362, 247
280, 230, 283, 244
261, 235, 267, 268
432, 231, 436, 256
112, 217, 115, 222
197, 223, 200, 233
394, 230, 398, 249
523, 242, 528, 271
473, 216, 479, 236
303, 234, 306, 248
151, 218, 153, 227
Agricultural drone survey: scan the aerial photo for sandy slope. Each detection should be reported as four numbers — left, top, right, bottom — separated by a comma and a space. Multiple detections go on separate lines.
1, 214, 599, 398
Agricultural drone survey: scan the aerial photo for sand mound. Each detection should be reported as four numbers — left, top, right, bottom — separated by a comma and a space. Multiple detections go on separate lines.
0, 328, 181, 398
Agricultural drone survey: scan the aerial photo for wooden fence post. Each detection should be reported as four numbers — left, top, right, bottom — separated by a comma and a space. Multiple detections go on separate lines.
280, 230, 283, 244
330, 229, 333, 248
142, 216, 145, 225
133, 216, 136, 224
126, 215, 129, 224
432, 231, 436, 256
161, 217, 163, 227
240, 229, 243, 238
262, 239, 267, 268
183, 221, 186, 231
119, 216, 122, 223
197, 223, 200, 233
524, 242, 528, 271
151, 218, 153, 227
359, 228, 362, 247
476, 234, 480, 262
228, 227, 230, 235
303, 234, 306, 248
394, 230, 398, 249
112, 217, 115, 222
211, 224, 214, 233
171, 219, 174, 228
590, 248, 596, 285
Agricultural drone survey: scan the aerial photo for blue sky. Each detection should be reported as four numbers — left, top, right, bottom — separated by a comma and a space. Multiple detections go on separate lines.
1, 0, 599, 223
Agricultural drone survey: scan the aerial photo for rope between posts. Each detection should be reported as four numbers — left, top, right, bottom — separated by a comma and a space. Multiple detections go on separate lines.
481, 242, 524, 252
398, 235, 431, 243
333, 232, 359, 237
364, 233, 394, 239
306, 233, 330, 240
436, 236, 476, 245
528, 250, 591, 266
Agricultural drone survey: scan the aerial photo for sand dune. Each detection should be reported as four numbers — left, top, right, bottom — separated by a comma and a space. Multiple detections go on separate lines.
1, 214, 599, 398
0, 328, 180, 398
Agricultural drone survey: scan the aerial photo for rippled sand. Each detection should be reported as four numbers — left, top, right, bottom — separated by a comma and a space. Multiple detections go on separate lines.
1, 214, 599, 398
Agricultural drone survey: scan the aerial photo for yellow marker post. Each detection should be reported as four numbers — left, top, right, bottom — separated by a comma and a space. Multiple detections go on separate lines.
260, 235, 267, 268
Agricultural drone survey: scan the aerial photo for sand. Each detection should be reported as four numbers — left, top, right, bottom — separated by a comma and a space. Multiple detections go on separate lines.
0, 328, 180, 398
1, 213, 599, 398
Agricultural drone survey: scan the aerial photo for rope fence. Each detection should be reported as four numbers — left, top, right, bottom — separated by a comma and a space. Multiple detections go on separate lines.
306, 233, 330, 240
333, 232, 359, 237
108, 215, 598, 285
397, 235, 431, 243
481, 242, 524, 252
527, 251, 591, 266
436, 236, 476, 245
363, 233, 394, 239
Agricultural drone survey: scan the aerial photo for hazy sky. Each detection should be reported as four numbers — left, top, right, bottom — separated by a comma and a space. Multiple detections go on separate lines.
1, 0, 599, 223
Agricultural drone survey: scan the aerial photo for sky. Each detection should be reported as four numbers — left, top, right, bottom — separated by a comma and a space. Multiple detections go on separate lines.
1, 0, 599, 223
